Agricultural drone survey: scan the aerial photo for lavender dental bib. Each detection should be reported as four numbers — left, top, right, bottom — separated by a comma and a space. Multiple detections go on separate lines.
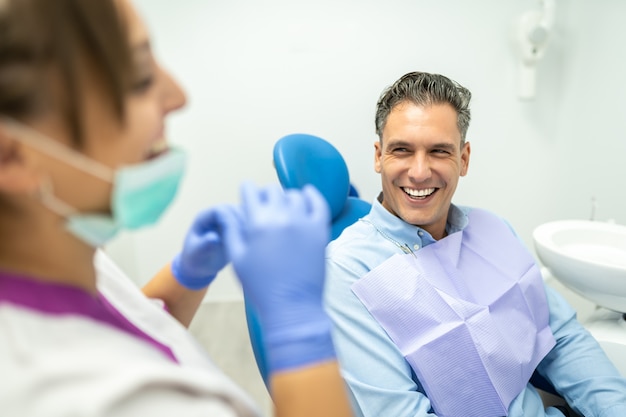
352, 209, 555, 417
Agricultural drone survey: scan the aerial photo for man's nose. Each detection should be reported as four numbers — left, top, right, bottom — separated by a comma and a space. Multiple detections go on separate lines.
407, 152, 432, 182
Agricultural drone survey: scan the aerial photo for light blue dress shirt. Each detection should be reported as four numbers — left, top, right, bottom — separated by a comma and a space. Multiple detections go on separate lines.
324, 198, 626, 417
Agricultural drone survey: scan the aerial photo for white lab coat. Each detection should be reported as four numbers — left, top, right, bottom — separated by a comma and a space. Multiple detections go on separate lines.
0, 250, 260, 417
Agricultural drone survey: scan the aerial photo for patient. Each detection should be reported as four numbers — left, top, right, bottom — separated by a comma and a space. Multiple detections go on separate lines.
324, 71, 626, 417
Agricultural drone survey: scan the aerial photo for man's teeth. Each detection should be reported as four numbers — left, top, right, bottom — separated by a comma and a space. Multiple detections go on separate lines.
403, 187, 435, 197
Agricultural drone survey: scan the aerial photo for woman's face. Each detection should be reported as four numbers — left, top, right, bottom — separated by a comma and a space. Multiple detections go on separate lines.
83, 0, 187, 169
28, 0, 187, 215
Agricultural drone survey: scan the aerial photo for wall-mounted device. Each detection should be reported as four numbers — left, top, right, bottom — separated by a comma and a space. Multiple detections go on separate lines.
515, 0, 556, 100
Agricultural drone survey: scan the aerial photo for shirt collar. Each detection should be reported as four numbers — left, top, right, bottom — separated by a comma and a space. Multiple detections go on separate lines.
367, 192, 468, 248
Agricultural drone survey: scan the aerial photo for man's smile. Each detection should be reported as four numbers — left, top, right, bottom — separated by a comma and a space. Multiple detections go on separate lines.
402, 187, 436, 199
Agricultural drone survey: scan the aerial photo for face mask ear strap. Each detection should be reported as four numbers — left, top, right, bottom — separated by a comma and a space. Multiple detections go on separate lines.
0, 117, 115, 183
36, 175, 78, 217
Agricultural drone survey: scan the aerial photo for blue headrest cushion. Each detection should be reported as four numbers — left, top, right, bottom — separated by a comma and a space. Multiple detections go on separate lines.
331, 197, 372, 240
273, 133, 350, 220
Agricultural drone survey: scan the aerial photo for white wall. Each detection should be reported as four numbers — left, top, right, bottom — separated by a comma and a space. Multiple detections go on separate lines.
106, 0, 626, 304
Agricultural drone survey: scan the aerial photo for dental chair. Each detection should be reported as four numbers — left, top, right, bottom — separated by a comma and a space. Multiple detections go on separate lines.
245, 133, 372, 386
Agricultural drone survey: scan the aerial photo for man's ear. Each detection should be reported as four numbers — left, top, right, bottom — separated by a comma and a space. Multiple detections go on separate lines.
0, 124, 42, 195
374, 140, 382, 174
460, 141, 471, 177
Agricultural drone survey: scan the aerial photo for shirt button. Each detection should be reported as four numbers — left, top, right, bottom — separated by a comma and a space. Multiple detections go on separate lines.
413, 244, 420, 250
418, 231, 424, 236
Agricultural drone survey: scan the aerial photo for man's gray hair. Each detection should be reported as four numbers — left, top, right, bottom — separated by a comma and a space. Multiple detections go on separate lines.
375, 71, 472, 144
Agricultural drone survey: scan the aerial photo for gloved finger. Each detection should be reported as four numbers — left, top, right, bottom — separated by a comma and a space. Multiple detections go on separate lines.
240, 181, 284, 222
302, 184, 331, 223
190, 230, 221, 252
191, 205, 231, 234
215, 204, 247, 261
239, 181, 260, 220
283, 188, 306, 215
185, 206, 233, 252
262, 183, 286, 208
188, 205, 243, 256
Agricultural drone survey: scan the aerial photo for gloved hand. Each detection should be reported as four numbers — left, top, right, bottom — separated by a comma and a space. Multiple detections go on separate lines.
221, 182, 335, 373
171, 205, 241, 290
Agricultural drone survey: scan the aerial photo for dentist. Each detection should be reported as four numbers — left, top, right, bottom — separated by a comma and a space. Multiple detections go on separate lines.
0, 1, 351, 416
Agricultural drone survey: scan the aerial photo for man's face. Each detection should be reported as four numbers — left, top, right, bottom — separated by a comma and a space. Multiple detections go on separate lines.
374, 101, 470, 240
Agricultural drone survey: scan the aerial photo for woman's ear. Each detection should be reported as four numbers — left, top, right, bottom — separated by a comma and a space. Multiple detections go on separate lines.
0, 123, 42, 195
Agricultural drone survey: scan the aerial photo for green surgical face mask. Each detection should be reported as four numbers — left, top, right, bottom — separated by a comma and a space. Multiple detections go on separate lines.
2, 118, 186, 247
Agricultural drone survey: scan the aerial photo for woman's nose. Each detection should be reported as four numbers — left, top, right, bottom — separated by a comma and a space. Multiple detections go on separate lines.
160, 67, 187, 114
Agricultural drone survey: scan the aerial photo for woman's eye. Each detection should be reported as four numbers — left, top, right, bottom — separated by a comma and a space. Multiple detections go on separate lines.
132, 76, 155, 93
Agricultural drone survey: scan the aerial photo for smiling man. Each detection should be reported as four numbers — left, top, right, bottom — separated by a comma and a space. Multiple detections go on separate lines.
324, 71, 626, 417
374, 93, 469, 241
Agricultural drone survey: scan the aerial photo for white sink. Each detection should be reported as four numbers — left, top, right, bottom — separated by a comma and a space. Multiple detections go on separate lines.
533, 220, 626, 313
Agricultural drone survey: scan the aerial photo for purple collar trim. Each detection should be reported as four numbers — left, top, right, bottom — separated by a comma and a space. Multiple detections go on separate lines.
0, 270, 178, 363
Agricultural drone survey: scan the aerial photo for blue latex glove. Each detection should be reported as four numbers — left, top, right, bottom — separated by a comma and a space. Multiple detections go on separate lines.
222, 182, 335, 373
171, 205, 241, 290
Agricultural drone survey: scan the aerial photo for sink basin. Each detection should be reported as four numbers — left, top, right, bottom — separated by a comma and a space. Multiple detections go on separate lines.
533, 220, 626, 313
